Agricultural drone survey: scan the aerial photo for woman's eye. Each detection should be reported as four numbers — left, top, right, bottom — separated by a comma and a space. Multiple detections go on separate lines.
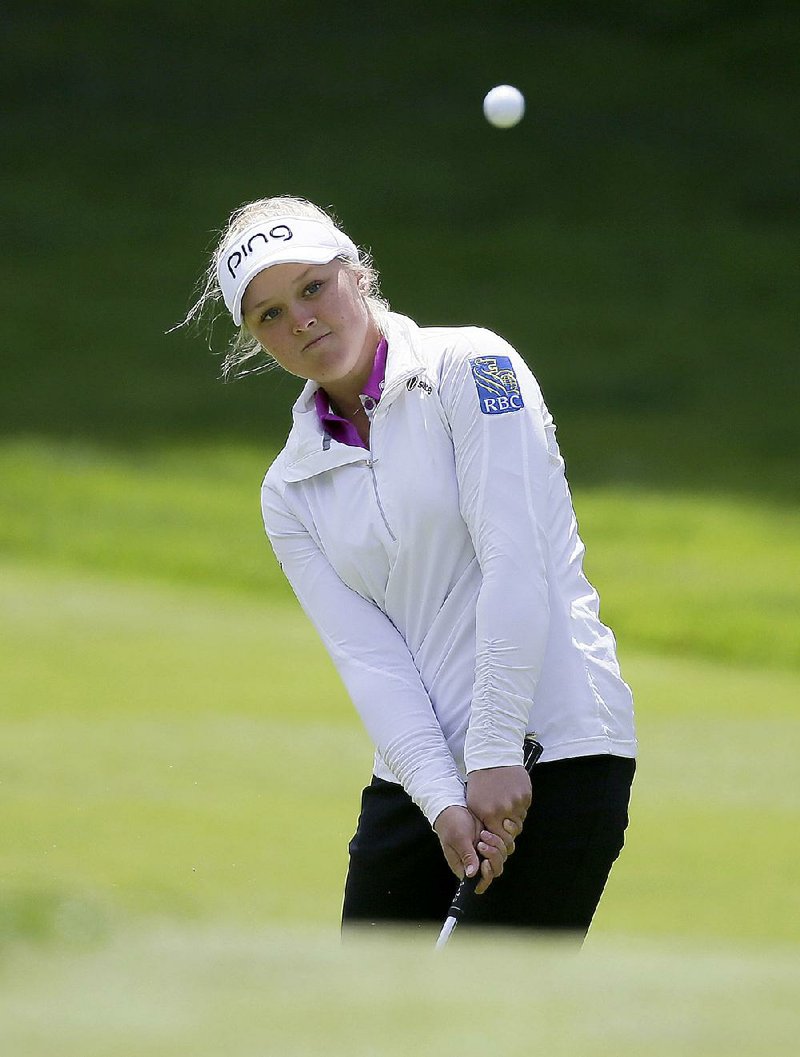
305, 280, 323, 296
261, 307, 280, 323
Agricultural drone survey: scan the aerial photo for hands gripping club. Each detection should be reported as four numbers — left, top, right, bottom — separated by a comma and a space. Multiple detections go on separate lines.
435, 735, 543, 950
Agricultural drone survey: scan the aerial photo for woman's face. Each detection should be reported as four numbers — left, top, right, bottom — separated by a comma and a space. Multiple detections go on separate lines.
241, 260, 379, 390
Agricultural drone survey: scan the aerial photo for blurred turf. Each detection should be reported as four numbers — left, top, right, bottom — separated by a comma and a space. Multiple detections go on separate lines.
1, 927, 799, 1057
2, 439, 798, 669
1, 557, 798, 945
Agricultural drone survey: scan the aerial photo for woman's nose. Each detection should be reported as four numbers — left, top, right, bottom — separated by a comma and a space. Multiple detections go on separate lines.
292, 307, 317, 333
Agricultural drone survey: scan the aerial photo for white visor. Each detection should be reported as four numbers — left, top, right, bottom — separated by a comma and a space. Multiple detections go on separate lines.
216, 216, 360, 325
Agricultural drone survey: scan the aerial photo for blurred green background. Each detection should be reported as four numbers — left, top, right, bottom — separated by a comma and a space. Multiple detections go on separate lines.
2, 1, 798, 1051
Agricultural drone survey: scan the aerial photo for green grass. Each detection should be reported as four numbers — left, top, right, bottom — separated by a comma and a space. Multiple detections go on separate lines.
2, 438, 798, 947
1, 526, 798, 944
579, 488, 800, 669
0, 440, 281, 599
0, 561, 366, 933
3, 438, 799, 668
1, 928, 799, 1057
4, 5, 799, 501
2, 407, 797, 1051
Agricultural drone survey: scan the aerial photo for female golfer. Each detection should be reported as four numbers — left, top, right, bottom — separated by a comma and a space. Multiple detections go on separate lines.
185, 195, 637, 935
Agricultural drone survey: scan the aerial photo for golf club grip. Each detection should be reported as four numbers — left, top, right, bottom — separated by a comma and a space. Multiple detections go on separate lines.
445, 737, 543, 921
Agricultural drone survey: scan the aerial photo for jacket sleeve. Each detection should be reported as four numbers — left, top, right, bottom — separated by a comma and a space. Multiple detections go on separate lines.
262, 480, 467, 826
438, 330, 553, 773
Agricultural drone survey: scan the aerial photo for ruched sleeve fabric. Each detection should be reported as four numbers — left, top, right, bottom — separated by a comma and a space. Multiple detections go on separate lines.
262, 484, 467, 825
438, 330, 552, 773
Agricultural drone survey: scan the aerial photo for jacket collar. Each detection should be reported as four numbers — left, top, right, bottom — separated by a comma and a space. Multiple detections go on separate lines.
279, 312, 426, 483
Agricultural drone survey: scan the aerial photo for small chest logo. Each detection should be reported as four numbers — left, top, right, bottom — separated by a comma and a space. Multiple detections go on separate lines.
470, 355, 524, 415
406, 375, 433, 395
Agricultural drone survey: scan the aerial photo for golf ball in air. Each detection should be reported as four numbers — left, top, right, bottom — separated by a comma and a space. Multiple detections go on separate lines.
483, 84, 525, 129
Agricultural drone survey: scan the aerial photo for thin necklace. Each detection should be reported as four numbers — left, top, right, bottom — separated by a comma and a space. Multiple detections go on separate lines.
332, 401, 366, 420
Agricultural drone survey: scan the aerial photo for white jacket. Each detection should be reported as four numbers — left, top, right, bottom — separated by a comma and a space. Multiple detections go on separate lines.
262, 312, 637, 826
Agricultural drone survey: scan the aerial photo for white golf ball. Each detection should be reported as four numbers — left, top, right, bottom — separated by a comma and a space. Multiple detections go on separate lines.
483, 84, 525, 129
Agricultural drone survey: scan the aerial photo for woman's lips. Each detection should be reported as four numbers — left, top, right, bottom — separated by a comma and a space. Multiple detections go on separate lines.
303, 332, 330, 352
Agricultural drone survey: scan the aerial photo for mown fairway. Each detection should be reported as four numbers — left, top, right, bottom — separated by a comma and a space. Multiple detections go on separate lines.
2, 442, 798, 946
1, 517, 799, 1050
2, 928, 799, 1057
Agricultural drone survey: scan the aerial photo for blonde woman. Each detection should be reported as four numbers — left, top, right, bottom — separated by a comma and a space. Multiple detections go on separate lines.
183, 195, 637, 935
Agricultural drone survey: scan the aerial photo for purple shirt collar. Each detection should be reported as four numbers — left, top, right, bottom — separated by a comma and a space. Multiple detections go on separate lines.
313, 337, 388, 449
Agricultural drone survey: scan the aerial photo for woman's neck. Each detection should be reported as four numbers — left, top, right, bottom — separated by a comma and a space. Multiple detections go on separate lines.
322, 324, 382, 416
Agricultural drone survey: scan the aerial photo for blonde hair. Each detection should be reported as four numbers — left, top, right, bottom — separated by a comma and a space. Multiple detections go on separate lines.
176, 195, 390, 380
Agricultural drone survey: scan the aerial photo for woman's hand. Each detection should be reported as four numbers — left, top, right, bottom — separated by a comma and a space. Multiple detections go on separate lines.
466, 765, 532, 849
433, 806, 510, 895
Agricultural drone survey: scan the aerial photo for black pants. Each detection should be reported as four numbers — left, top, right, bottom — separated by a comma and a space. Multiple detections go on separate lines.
342, 755, 635, 936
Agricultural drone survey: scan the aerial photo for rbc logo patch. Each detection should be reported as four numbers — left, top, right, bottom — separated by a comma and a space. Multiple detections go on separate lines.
470, 356, 524, 415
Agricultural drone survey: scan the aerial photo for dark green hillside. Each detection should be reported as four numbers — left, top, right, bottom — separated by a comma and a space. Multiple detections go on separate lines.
3, 1, 798, 496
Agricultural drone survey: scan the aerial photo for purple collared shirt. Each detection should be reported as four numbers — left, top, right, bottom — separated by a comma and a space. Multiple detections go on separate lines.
313, 337, 388, 449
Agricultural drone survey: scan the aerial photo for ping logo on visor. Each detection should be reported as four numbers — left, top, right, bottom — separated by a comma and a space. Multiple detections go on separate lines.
470, 356, 524, 415
224, 225, 293, 281
216, 216, 360, 325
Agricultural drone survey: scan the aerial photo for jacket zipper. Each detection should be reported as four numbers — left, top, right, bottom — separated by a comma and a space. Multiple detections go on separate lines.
366, 460, 396, 542
365, 405, 398, 542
